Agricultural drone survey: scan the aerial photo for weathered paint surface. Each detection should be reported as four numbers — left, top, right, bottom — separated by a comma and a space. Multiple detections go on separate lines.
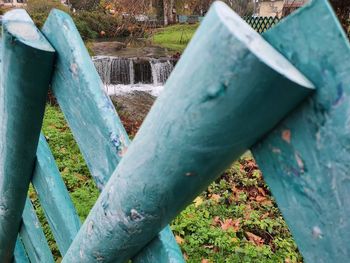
20, 199, 55, 263
132, 226, 187, 263
62, 2, 314, 262
13, 238, 29, 263
0, 9, 55, 262
42, 9, 184, 263
31, 134, 81, 255
252, 0, 350, 262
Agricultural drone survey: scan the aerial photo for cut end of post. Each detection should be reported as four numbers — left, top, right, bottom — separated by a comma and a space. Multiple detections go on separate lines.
212, 1, 315, 90
3, 9, 55, 52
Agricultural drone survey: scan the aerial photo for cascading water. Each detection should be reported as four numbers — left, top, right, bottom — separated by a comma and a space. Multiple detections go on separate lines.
150, 60, 174, 86
93, 56, 176, 97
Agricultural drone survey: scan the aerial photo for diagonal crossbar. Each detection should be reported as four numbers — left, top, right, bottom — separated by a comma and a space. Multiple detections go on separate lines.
41, 8, 185, 263
1, 0, 349, 262
0, 10, 55, 261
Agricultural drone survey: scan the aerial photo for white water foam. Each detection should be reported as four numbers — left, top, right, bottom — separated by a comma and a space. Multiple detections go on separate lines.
104, 84, 164, 97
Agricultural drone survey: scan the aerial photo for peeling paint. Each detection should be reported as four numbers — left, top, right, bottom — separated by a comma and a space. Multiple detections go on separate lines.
282, 129, 291, 143
312, 226, 323, 239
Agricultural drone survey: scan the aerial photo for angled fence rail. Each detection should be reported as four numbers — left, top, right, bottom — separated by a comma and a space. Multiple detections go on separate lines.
0, 0, 349, 262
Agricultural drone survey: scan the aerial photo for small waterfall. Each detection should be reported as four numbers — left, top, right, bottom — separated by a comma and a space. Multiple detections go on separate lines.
93, 57, 113, 84
150, 60, 174, 86
93, 56, 176, 96
129, 59, 135, 85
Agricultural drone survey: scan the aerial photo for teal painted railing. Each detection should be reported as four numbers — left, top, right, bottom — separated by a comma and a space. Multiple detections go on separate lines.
0, 0, 349, 262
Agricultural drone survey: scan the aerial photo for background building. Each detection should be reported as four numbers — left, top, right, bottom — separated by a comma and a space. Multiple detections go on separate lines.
0, 0, 27, 7
255, 0, 308, 18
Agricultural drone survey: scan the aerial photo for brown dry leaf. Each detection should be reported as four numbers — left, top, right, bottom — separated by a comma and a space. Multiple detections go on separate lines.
258, 187, 266, 196
213, 216, 221, 226
183, 253, 189, 260
256, 195, 267, 203
194, 197, 204, 207
260, 212, 270, 220
175, 235, 185, 245
220, 219, 240, 232
261, 199, 273, 206
245, 232, 264, 246
210, 194, 221, 203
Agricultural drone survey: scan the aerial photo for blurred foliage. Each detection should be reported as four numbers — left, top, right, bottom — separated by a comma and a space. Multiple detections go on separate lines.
26, 0, 122, 40
26, 0, 70, 28
153, 23, 198, 52
70, 0, 101, 11
330, 0, 350, 35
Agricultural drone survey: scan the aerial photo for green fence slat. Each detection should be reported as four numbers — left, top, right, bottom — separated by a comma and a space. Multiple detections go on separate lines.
13, 238, 29, 263
31, 134, 81, 255
41, 9, 184, 263
20, 199, 55, 263
252, 0, 350, 262
0, 9, 55, 261
61, 2, 314, 262
244, 16, 280, 33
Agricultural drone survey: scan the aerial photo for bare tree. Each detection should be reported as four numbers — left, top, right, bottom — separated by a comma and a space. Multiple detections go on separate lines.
70, 0, 101, 11
223, 0, 254, 16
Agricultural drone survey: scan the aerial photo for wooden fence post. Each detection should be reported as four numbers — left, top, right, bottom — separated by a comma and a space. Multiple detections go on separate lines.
41, 8, 184, 263
0, 10, 55, 261
252, 0, 350, 261
62, 2, 314, 262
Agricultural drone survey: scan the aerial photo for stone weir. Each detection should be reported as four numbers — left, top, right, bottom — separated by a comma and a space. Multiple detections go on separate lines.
93, 56, 178, 86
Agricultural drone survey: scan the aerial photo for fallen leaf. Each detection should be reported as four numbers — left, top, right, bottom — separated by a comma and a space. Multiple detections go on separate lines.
258, 187, 266, 196
256, 196, 267, 203
175, 235, 185, 245
213, 216, 221, 226
183, 253, 188, 260
194, 197, 203, 207
220, 219, 240, 232
245, 232, 264, 246
210, 194, 221, 203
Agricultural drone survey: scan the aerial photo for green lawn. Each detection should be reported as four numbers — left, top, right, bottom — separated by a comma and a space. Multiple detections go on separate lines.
37, 105, 302, 262
152, 24, 199, 52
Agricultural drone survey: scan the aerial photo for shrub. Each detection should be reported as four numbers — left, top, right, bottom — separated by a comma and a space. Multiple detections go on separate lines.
26, 0, 70, 28
72, 10, 121, 39
26, 0, 121, 40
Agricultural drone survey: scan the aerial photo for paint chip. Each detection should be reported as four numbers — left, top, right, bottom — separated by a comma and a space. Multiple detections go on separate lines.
130, 209, 143, 221
70, 63, 78, 75
312, 226, 323, 239
282, 129, 291, 143
295, 152, 305, 173
87, 221, 94, 236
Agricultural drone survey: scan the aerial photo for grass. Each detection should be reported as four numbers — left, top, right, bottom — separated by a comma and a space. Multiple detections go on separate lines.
152, 24, 199, 52
36, 104, 302, 262
172, 156, 302, 263
30, 105, 99, 261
